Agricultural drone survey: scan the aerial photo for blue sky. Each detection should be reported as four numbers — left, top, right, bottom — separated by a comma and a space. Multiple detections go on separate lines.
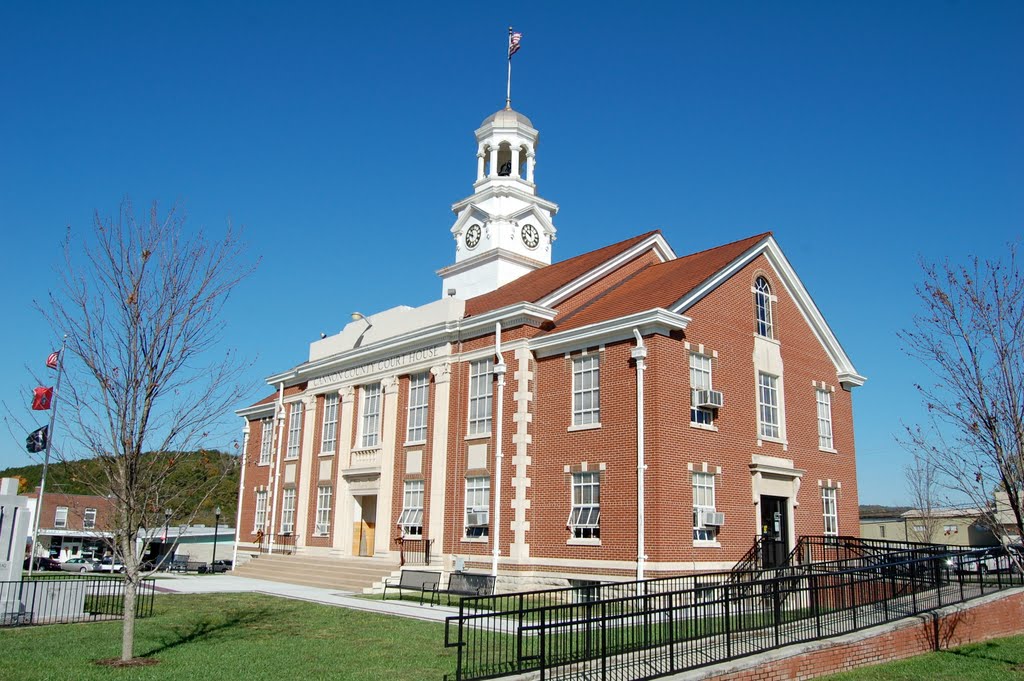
1, 2, 1021, 504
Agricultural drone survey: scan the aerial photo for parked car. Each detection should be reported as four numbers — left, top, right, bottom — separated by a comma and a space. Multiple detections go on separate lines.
23, 556, 62, 571
198, 559, 233, 574
98, 557, 126, 573
947, 545, 1024, 574
60, 557, 100, 573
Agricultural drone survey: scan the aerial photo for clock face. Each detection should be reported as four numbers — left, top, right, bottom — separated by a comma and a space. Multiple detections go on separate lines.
521, 224, 540, 249
465, 224, 482, 249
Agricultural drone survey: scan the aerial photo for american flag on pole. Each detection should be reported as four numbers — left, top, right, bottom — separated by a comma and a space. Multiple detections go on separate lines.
509, 30, 522, 58
46, 351, 60, 370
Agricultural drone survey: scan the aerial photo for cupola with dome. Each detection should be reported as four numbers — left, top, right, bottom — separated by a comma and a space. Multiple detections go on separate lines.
437, 105, 559, 299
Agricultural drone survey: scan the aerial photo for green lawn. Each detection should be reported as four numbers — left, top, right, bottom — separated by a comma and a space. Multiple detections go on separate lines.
1, 593, 456, 681
820, 635, 1024, 681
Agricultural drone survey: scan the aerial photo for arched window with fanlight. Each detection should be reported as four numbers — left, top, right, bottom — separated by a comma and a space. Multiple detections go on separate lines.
754, 276, 774, 339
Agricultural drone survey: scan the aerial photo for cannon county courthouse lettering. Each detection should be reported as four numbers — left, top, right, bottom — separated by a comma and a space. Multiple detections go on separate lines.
234, 104, 865, 586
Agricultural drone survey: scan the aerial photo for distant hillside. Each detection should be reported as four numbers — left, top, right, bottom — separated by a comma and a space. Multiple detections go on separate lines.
860, 504, 913, 519
0, 451, 240, 527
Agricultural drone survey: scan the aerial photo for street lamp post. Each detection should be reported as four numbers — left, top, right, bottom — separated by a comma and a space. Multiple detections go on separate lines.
211, 506, 221, 573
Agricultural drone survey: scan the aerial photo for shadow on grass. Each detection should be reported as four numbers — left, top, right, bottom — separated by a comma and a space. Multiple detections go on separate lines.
139, 605, 274, 658
939, 641, 1023, 667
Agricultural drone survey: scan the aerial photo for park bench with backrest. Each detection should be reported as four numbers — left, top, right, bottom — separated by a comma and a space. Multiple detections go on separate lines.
382, 569, 442, 604
432, 571, 496, 606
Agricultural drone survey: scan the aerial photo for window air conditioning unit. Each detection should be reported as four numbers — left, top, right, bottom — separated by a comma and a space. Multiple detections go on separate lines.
466, 511, 489, 527
702, 511, 725, 527
695, 390, 724, 409
314, 523, 329, 535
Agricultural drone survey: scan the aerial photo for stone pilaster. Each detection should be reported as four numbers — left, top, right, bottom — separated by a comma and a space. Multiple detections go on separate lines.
427, 362, 452, 558
509, 348, 534, 560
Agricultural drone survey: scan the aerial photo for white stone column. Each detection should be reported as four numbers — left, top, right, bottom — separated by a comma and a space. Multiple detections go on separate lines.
332, 386, 356, 552
526, 151, 535, 183
477, 150, 485, 182
488, 146, 499, 178
510, 146, 521, 180
427, 363, 452, 557
294, 393, 318, 549
377, 375, 401, 555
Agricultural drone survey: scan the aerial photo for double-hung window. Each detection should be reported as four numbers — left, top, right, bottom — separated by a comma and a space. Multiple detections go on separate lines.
398, 480, 425, 537
754, 276, 774, 338
254, 491, 267, 532
259, 419, 273, 465
464, 476, 490, 538
54, 506, 68, 529
468, 359, 494, 436
569, 472, 600, 539
690, 353, 714, 425
758, 372, 781, 439
280, 488, 296, 534
83, 508, 97, 530
360, 383, 382, 448
407, 373, 430, 443
286, 402, 302, 459
314, 485, 332, 536
692, 473, 716, 541
321, 393, 338, 454
816, 389, 833, 449
822, 487, 838, 536
572, 355, 600, 426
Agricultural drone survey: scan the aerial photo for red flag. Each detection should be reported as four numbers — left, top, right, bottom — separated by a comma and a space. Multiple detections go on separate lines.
46, 351, 60, 369
32, 387, 53, 410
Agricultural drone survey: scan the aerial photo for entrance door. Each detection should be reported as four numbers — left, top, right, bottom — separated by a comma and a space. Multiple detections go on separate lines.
760, 495, 789, 568
351, 495, 377, 557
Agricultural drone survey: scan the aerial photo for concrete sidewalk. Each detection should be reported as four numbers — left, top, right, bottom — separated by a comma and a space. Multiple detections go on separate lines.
151, 573, 456, 623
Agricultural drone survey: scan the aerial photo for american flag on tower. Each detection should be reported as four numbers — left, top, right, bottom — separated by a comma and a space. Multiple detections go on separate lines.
509, 30, 522, 58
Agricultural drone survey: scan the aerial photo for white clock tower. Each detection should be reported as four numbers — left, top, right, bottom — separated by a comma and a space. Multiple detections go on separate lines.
438, 106, 559, 299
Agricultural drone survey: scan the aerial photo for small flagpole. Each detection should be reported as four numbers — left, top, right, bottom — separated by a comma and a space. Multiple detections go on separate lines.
506, 27, 513, 109
28, 335, 67, 579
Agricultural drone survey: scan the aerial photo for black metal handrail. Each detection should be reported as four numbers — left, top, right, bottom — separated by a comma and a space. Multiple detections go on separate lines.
445, 542, 1023, 681
1, 576, 156, 627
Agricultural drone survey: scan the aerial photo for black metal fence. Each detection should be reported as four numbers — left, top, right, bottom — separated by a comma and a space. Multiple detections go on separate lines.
259, 532, 296, 555
444, 541, 1023, 681
398, 537, 434, 567
0, 576, 157, 627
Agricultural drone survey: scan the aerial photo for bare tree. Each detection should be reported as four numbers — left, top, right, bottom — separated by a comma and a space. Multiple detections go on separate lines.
899, 248, 1024, 547
903, 450, 943, 542
38, 199, 254, 663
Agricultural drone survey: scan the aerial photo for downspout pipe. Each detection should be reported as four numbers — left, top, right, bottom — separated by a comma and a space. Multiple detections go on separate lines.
268, 382, 286, 555
492, 322, 507, 578
232, 422, 249, 568
631, 329, 648, 581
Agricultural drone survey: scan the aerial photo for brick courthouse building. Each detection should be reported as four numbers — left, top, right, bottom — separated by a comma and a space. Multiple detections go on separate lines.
235, 105, 865, 585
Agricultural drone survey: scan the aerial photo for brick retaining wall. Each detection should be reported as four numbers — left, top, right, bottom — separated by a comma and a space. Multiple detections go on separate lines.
676, 587, 1024, 680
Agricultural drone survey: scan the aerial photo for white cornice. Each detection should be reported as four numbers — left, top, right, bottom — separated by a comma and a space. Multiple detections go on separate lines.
451, 185, 559, 215
537, 233, 676, 309
670, 235, 866, 389
530, 308, 690, 358
264, 302, 557, 389
235, 402, 275, 419
436, 247, 547, 278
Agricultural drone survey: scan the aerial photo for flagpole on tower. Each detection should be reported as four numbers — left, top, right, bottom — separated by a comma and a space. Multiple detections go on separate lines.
28, 335, 67, 578
506, 27, 522, 110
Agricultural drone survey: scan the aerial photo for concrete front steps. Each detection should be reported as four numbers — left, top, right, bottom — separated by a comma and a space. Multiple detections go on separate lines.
230, 552, 401, 593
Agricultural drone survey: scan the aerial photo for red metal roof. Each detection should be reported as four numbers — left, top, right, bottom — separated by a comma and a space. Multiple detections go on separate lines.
465, 231, 661, 317
548, 232, 771, 332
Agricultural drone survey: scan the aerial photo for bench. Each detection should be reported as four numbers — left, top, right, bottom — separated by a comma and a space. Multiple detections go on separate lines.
432, 571, 496, 606
382, 569, 442, 605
